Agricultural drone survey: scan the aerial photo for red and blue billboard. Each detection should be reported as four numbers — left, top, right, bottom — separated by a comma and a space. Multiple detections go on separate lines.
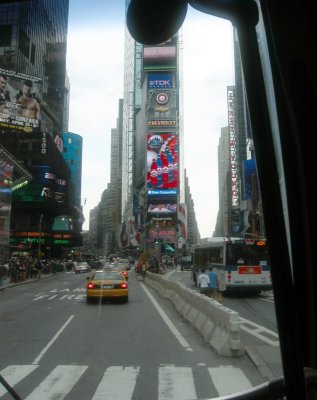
147, 134, 179, 190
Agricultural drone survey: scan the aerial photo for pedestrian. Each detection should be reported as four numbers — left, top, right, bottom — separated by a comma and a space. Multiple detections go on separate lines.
216, 269, 226, 303
197, 268, 210, 296
141, 262, 147, 279
191, 265, 198, 287
207, 265, 218, 300
0, 263, 5, 286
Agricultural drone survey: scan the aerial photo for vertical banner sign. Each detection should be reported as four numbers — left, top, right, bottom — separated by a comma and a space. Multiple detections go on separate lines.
227, 86, 239, 207
0, 162, 13, 250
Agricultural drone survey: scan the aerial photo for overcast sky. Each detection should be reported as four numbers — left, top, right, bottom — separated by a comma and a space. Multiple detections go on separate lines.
66, 1, 234, 238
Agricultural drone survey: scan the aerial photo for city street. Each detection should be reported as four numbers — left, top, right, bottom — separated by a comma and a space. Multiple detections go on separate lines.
0, 271, 277, 399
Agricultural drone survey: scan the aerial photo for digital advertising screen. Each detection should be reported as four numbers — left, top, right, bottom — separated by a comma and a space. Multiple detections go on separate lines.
147, 89, 176, 119
0, 68, 43, 133
147, 203, 177, 215
148, 227, 176, 242
143, 46, 176, 70
147, 134, 179, 190
147, 73, 173, 89
0, 162, 13, 245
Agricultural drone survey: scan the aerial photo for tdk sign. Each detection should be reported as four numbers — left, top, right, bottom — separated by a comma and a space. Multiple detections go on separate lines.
148, 73, 172, 89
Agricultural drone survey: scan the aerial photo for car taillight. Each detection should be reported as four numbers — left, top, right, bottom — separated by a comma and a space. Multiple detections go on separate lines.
88, 283, 94, 289
121, 282, 127, 289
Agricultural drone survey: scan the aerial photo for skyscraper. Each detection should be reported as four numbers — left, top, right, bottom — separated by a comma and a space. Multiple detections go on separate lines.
0, 0, 79, 258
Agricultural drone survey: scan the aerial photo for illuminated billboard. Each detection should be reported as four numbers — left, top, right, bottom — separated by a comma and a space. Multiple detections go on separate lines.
149, 227, 176, 242
143, 36, 177, 71
147, 203, 177, 215
13, 166, 67, 205
147, 73, 173, 89
143, 46, 176, 70
147, 89, 176, 119
147, 134, 179, 190
0, 68, 42, 133
0, 162, 12, 247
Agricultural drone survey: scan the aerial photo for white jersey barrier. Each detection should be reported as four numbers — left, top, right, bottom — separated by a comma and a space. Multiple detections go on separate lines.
145, 272, 244, 357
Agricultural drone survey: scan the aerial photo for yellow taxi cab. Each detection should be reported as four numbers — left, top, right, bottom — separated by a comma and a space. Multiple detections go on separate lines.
86, 270, 128, 304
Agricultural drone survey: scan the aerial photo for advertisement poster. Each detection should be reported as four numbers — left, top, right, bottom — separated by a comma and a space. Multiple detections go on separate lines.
147, 89, 176, 119
147, 73, 173, 89
147, 134, 179, 190
0, 68, 42, 133
0, 162, 13, 247
148, 227, 176, 242
147, 203, 177, 215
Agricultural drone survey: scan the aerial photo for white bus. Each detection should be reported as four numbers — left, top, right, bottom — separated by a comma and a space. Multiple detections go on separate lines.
193, 237, 272, 293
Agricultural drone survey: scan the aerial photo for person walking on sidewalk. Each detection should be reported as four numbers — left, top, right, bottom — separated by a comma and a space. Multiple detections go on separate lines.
36, 259, 43, 279
197, 268, 210, 296
207, 265, 219, 300
0, 263, 5, 286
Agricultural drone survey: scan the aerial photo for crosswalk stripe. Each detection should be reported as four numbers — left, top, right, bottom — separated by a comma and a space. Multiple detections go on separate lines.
24, 365, 88, 400
158, 365, 197, 400
0, 364, 257, 400
208, 365, 252, 396
92, 366, 140, 400
0, 365, 39, 397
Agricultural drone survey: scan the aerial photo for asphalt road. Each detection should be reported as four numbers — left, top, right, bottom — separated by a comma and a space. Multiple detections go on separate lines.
0, 271, 275, 400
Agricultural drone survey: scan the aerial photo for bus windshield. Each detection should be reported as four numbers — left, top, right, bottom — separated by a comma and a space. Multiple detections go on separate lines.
227, 241, 269, 266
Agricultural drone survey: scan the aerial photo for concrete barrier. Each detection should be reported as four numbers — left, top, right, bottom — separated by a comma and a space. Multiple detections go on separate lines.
145, 272, 244, 357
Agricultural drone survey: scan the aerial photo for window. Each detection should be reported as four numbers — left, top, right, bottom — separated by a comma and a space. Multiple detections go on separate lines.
19, 29, 30, 58
0, 25, 12, 46
30, 42, 35, 64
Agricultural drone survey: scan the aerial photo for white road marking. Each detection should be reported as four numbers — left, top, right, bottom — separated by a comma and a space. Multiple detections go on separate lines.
208, 365, 252, 396
158, 365, 197, 400
33, 295, 49, 301
0, 364, 262, 399
25, 365, 87, 400
0, 365, 38, 397
140, 283, 193, 351
239, 317, 279, 346
92, 366, 140, 400
32, 315, 74, 364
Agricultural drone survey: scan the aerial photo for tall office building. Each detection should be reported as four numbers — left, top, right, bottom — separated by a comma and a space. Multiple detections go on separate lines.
121, 14, 185, 255
215, 126, 230, 236
0, 0, 78, 258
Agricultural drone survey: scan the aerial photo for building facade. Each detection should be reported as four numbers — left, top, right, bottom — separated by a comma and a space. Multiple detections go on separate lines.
0, 0, 80, 258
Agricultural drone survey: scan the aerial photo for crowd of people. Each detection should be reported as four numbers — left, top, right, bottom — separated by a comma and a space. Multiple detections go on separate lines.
1, 253, 226, 303
0, 257, 73, 286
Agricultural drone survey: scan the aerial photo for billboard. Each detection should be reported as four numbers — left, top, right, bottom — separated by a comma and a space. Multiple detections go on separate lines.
148, 203, 177, 215
143, 46, 176, 70
0, 161, 13, 247
147, 73, 173, 89
0, 68, 42, 133
244, 159, 259, 200
14, 166, 67, 205
147, 89, 177, 119
143, 36, 177, 71
148, 227, 176, 242
147, 134, 179, 190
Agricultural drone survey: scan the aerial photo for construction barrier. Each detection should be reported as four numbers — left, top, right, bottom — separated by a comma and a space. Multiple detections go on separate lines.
145, 272, 244, 357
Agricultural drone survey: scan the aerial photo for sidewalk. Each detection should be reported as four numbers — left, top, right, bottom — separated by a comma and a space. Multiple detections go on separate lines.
0, 272, 61, 290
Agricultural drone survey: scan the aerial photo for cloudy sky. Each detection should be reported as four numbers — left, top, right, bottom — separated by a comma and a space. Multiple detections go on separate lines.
66, 1, 234, 238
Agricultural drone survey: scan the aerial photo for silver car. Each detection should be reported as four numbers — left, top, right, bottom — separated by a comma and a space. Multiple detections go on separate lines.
74, 262, 90, 274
